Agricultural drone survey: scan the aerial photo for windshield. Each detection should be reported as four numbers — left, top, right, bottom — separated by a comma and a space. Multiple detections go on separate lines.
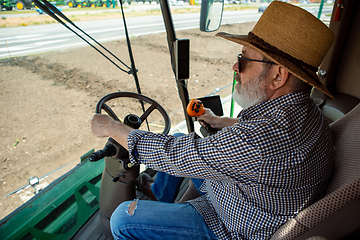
0, 0, 335, 221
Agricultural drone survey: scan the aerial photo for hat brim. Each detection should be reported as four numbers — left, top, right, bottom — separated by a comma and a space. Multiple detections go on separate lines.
216, 32, 334, 99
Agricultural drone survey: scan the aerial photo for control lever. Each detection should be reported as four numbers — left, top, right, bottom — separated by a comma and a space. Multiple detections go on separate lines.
89, 144, 116, 162
187, 99, 218, 134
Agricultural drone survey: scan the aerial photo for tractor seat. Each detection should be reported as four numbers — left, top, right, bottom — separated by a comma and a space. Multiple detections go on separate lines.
271, 104, 360, 239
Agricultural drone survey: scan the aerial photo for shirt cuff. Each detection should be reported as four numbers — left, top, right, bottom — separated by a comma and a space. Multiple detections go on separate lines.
127, 129, 148, 165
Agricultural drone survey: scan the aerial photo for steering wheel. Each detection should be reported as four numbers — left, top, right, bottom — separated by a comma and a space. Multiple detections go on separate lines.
96, 92, 171, 135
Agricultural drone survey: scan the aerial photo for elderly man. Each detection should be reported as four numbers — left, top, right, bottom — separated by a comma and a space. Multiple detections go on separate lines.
91, 1, 335, 239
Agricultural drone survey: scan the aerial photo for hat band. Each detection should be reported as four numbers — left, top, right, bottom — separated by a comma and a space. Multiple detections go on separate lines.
248, 32, 318, 73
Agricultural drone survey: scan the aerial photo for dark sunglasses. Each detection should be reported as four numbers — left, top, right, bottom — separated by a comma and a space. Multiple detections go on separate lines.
237, 53, 275, 73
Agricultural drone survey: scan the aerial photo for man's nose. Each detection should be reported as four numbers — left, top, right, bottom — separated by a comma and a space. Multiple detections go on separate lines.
232, 62, 239, 73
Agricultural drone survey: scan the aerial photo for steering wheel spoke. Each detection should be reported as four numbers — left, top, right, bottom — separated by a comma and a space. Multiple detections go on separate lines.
102, 104, 121, 122
140, 103, 157, 123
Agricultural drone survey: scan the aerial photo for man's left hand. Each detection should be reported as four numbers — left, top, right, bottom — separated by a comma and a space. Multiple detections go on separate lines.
90, 114, 132, 150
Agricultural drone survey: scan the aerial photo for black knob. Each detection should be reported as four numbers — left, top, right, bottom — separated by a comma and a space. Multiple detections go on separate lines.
89, 145, 116, 162
124, 114, 142, 129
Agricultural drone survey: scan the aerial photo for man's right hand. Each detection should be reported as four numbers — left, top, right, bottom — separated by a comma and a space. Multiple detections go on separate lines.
197, 108, 238, 130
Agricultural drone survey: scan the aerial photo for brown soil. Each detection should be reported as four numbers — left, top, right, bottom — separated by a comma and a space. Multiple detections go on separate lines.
0, 22, 255, 219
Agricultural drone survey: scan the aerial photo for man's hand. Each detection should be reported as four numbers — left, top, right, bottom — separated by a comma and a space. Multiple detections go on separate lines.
91, 114, 132, 150
197, 108, 238, 129
91, 114, 115, 138
197, 108, 220, 128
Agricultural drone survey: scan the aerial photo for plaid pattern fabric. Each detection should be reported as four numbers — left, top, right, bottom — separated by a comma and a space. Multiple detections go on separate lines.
128, 92, 334, 240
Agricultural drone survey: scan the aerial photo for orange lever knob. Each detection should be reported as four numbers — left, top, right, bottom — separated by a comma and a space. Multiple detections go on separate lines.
187, 99, 205, 117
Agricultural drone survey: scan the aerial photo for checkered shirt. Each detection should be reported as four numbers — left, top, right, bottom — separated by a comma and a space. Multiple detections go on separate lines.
128, 92, 334, 239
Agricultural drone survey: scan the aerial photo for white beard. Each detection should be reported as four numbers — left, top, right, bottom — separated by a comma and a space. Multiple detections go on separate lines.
232, 74, 268, 109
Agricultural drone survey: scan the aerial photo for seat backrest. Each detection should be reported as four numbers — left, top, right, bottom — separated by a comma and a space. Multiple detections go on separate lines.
271, 104, 360, 240
324, 103, 360, 194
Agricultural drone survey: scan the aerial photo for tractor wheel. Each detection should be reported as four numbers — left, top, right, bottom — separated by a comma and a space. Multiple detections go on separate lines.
82, 1, 87, 7
24, 0, 31, 8
16, 1, 24, 10
77, 3, 82, 7
102, 3, 106, 7
68, 1, 74, 7
91, 3, 95, 7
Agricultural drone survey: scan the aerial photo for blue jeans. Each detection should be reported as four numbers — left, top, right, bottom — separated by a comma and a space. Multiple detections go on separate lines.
110, 200, 218, 240
152, 171, 205, 202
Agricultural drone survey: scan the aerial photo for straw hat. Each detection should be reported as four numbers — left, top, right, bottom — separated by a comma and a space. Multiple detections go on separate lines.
216, 1, 335, 98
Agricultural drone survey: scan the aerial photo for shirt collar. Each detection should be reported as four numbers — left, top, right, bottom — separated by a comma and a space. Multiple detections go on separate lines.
238, 91, 311, 119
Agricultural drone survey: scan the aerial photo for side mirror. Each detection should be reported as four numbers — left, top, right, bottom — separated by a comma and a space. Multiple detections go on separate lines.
200, 0, 224, 32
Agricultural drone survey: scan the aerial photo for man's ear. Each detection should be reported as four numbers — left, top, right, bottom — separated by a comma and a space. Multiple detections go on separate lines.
269, 66, 290, 90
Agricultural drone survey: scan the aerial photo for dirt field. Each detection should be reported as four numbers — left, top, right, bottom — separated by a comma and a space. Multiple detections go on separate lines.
0, 21, 255, 219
